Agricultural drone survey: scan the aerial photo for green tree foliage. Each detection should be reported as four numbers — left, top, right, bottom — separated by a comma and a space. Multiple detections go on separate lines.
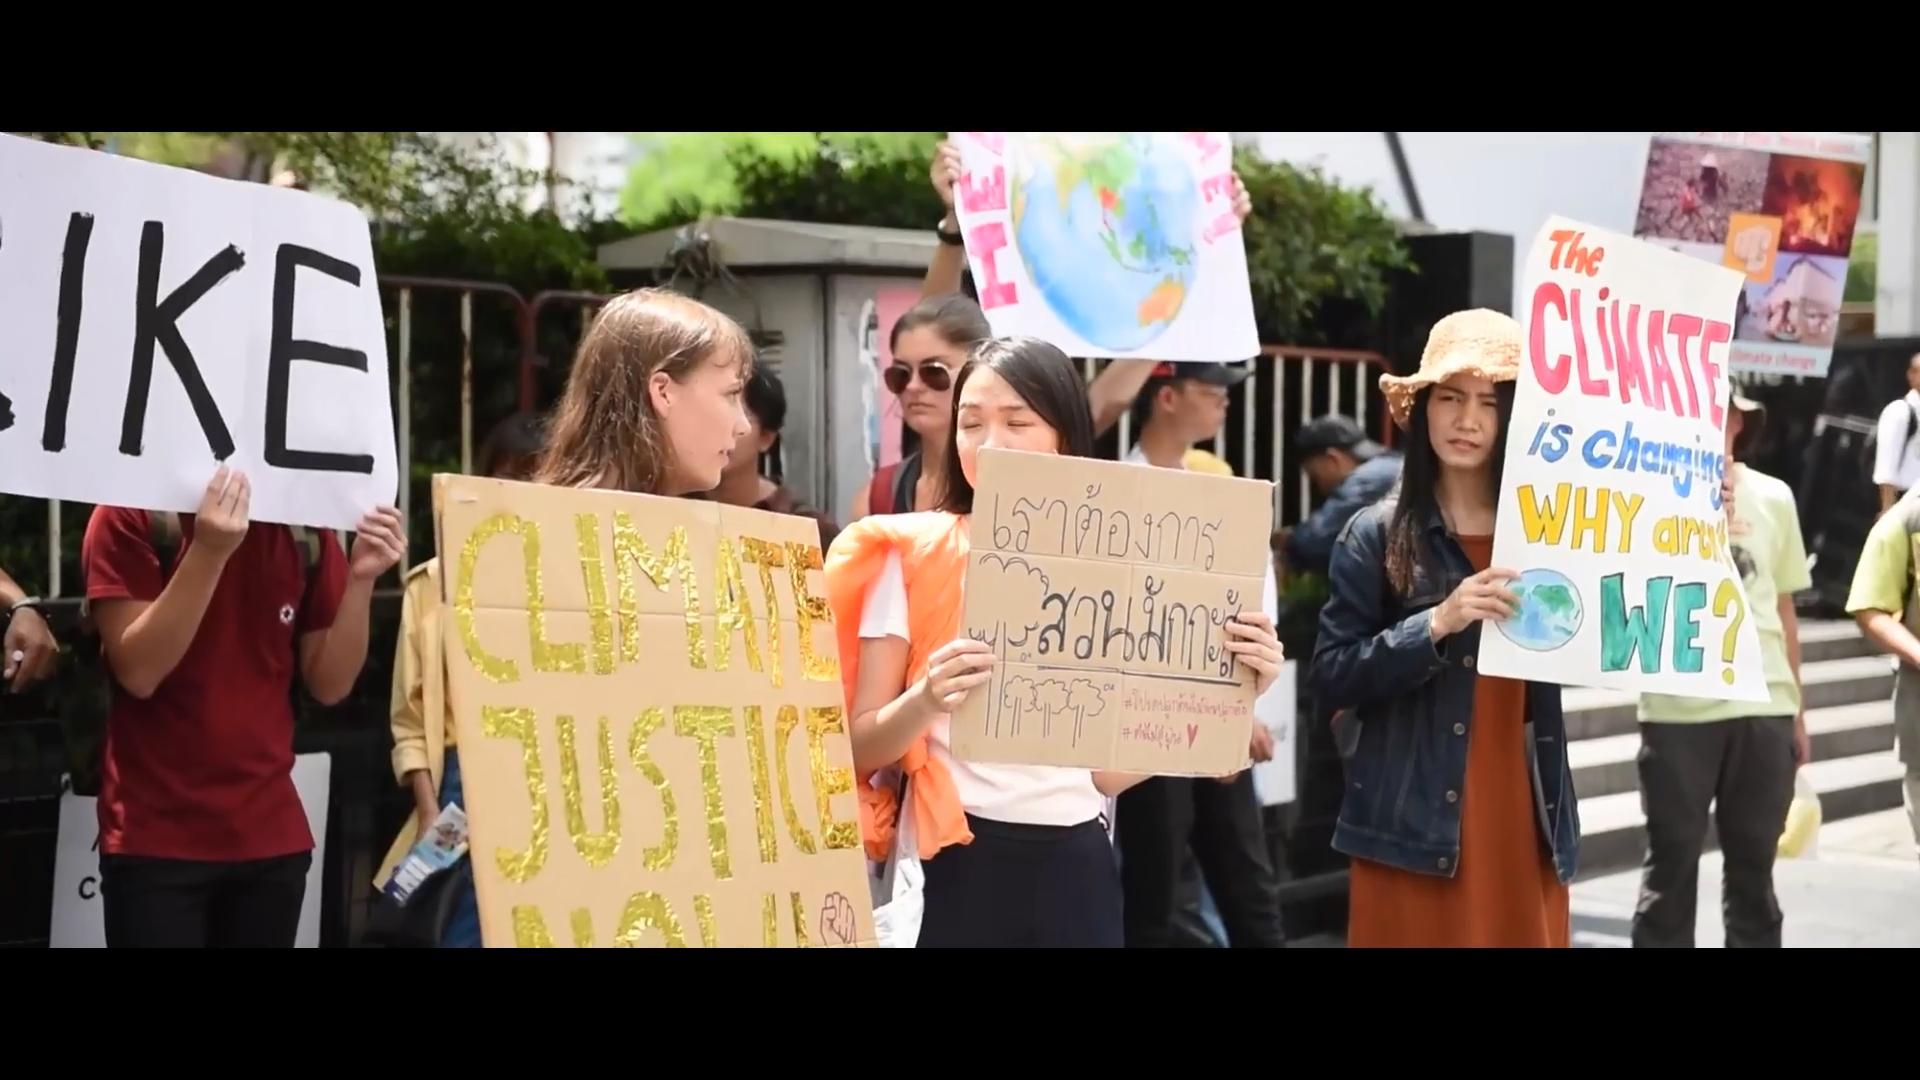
1233, 147, 1413, 345
623, 132, 945, 233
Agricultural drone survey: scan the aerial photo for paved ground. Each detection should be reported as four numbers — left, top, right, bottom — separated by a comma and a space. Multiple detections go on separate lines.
1570, 809, 1920, 948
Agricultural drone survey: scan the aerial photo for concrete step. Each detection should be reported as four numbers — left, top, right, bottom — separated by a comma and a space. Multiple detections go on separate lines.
1562, 655, 1894, 741
1573, 751, 1909, 880
1798, 619, 1875, 663
1568, 701, 1896, 798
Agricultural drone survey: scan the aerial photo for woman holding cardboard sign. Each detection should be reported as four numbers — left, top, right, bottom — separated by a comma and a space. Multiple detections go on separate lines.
374, 290, 756, 947
825, 336, 1285, 948
1312, 309, 1581, 948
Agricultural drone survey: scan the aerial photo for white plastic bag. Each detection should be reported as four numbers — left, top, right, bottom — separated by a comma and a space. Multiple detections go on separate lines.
1777, 769, 1822, 859
870, 776, 924, 948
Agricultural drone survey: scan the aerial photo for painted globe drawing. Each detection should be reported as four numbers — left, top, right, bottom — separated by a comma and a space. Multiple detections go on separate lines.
1495, 568, 1583, 652
1010, 133, 1200, 352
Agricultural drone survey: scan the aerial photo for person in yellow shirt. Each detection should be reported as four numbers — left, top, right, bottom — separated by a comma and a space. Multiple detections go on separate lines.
375, 413, 543, 947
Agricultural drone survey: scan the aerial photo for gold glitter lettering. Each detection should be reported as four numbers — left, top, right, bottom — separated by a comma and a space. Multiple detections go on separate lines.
743, 706, 778, 864
695, 894, 719, 947
513, 906, 553, 947
790, 891, 811, 948
738, 538, 786, 688
775, 704, 816, 855
612, 514, 703, 668
785, 541, 838, 682
455, 514, 521, 684
806, 706, 860, 851
629, 707, 677, 872
483, 706, 547, 883
614, 891, 687, 947
674, 705, 735, 880
512, 906, 599, 948
711, 537, 762, 675
575, 513, 615, 674
762, 892, 779, 946
556, 714, 621, 868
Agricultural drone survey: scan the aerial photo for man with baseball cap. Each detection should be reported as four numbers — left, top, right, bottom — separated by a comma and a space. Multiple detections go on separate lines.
1635, 393, 1812, 947
1284, 415, 1403, 577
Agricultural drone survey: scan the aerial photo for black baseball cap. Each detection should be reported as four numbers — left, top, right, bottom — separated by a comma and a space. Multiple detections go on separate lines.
1295, 415, 1386, 461
1143, 360, 1250, 391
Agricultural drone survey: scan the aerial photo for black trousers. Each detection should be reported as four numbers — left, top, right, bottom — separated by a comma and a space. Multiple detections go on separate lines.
1632, 717, 1795, 948
101, 852, 312, 948
918, 814, 1123, 948
1118, 772, 1285, 947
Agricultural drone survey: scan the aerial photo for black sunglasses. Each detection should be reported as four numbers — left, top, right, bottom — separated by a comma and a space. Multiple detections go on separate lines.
884, 359, 955, 395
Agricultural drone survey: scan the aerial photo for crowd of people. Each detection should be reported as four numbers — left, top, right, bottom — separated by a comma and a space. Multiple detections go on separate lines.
3, 144, 1916, 950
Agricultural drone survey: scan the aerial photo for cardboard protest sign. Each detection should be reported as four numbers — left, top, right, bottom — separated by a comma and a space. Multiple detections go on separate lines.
0, 134, 397, 531
434, 475, 873, 947
950, 131, 1259, 362
1632, 132, 1870, 377
953, 449, 1273, 774
1479, 216, 1767, 702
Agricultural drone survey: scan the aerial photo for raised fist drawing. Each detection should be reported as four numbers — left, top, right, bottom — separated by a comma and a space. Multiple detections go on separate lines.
819, 891, 857, 946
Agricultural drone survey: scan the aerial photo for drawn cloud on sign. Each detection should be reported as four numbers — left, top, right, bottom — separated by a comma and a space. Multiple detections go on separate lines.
969, 553, 1052, 651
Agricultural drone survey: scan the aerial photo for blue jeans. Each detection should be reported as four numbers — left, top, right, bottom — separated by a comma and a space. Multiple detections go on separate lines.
437, 750, 483, 949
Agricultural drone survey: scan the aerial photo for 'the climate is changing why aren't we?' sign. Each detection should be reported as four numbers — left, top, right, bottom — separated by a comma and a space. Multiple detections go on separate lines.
1480, 216, 1766, 702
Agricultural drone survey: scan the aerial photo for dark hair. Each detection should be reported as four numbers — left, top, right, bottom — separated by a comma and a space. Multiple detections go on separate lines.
744, 365, 787, 434
889, 293, 991, 355
1383, 381, 1517, 597
479, 412, 547, 480
936, 336, 1097, 514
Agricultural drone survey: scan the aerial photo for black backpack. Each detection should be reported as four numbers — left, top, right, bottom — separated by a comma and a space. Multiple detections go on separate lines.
62, 512, 323, 796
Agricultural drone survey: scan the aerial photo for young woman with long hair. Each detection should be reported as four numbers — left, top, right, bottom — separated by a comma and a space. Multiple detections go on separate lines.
1309, 309, 1580, 948
851, 294, 991, 519
374, 289, 754, 946
826, 336, 1286, 947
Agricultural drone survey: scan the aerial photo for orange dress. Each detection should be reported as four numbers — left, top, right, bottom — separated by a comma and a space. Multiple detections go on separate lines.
1346, 535, 1571, 948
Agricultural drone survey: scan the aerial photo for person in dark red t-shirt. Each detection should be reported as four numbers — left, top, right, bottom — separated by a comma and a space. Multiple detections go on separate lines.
83, 465, 404, 948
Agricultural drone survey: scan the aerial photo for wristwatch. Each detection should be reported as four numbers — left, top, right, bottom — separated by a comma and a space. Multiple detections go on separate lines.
936, 218, 963, 246
3, 596, 42, 629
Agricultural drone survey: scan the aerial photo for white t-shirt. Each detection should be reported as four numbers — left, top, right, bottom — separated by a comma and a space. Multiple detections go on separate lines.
1874, 390, 1920, 491
859, 550, 1106, 827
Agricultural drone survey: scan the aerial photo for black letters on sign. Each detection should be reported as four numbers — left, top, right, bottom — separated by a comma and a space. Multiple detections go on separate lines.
41, 211, 96, 451
121, 222, 242, 459
267, 244, 374, 474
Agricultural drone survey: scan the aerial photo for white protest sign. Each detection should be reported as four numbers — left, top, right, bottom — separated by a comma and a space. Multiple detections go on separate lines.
0, 134, 397, 531
1251, 659, 1297, 807
49, 753, 332, 947
951, 131, 1259, 362
1480, 216, 1767, 701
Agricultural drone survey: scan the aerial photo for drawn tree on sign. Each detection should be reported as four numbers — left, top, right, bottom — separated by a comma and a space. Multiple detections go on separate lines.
1067, 678, 1106, 748
999, 676, 1036, 737
1035, 680, 1071, 738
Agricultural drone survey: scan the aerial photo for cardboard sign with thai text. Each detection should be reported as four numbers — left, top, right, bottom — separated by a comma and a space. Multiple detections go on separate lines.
953, 449, 1273, 774
434, 475, 873, 947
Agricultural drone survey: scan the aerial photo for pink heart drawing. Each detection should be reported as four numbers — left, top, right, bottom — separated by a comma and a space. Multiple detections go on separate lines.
1186, 723, 1200, 748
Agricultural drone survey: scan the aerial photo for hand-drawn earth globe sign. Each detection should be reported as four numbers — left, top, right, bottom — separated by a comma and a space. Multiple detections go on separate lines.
1010, 133, 1200, 352
1496, 568, 1583, 652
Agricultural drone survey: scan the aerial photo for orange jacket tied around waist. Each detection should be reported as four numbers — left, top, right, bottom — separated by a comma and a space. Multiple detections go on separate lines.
824, 511, 975, 862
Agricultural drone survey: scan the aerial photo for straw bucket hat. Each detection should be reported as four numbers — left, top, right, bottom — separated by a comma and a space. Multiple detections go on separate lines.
1378, 308, 1523, 428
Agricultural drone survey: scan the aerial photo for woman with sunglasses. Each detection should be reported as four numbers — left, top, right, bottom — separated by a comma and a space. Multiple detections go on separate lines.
826, 336, 1286, 947
852, 294, 991, 521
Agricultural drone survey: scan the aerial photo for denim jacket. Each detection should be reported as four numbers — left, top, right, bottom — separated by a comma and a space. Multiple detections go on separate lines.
1309, 500, 1580, 883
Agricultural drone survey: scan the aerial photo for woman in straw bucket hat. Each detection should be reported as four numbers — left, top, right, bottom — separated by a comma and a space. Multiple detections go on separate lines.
1309, 309, 1579, 948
